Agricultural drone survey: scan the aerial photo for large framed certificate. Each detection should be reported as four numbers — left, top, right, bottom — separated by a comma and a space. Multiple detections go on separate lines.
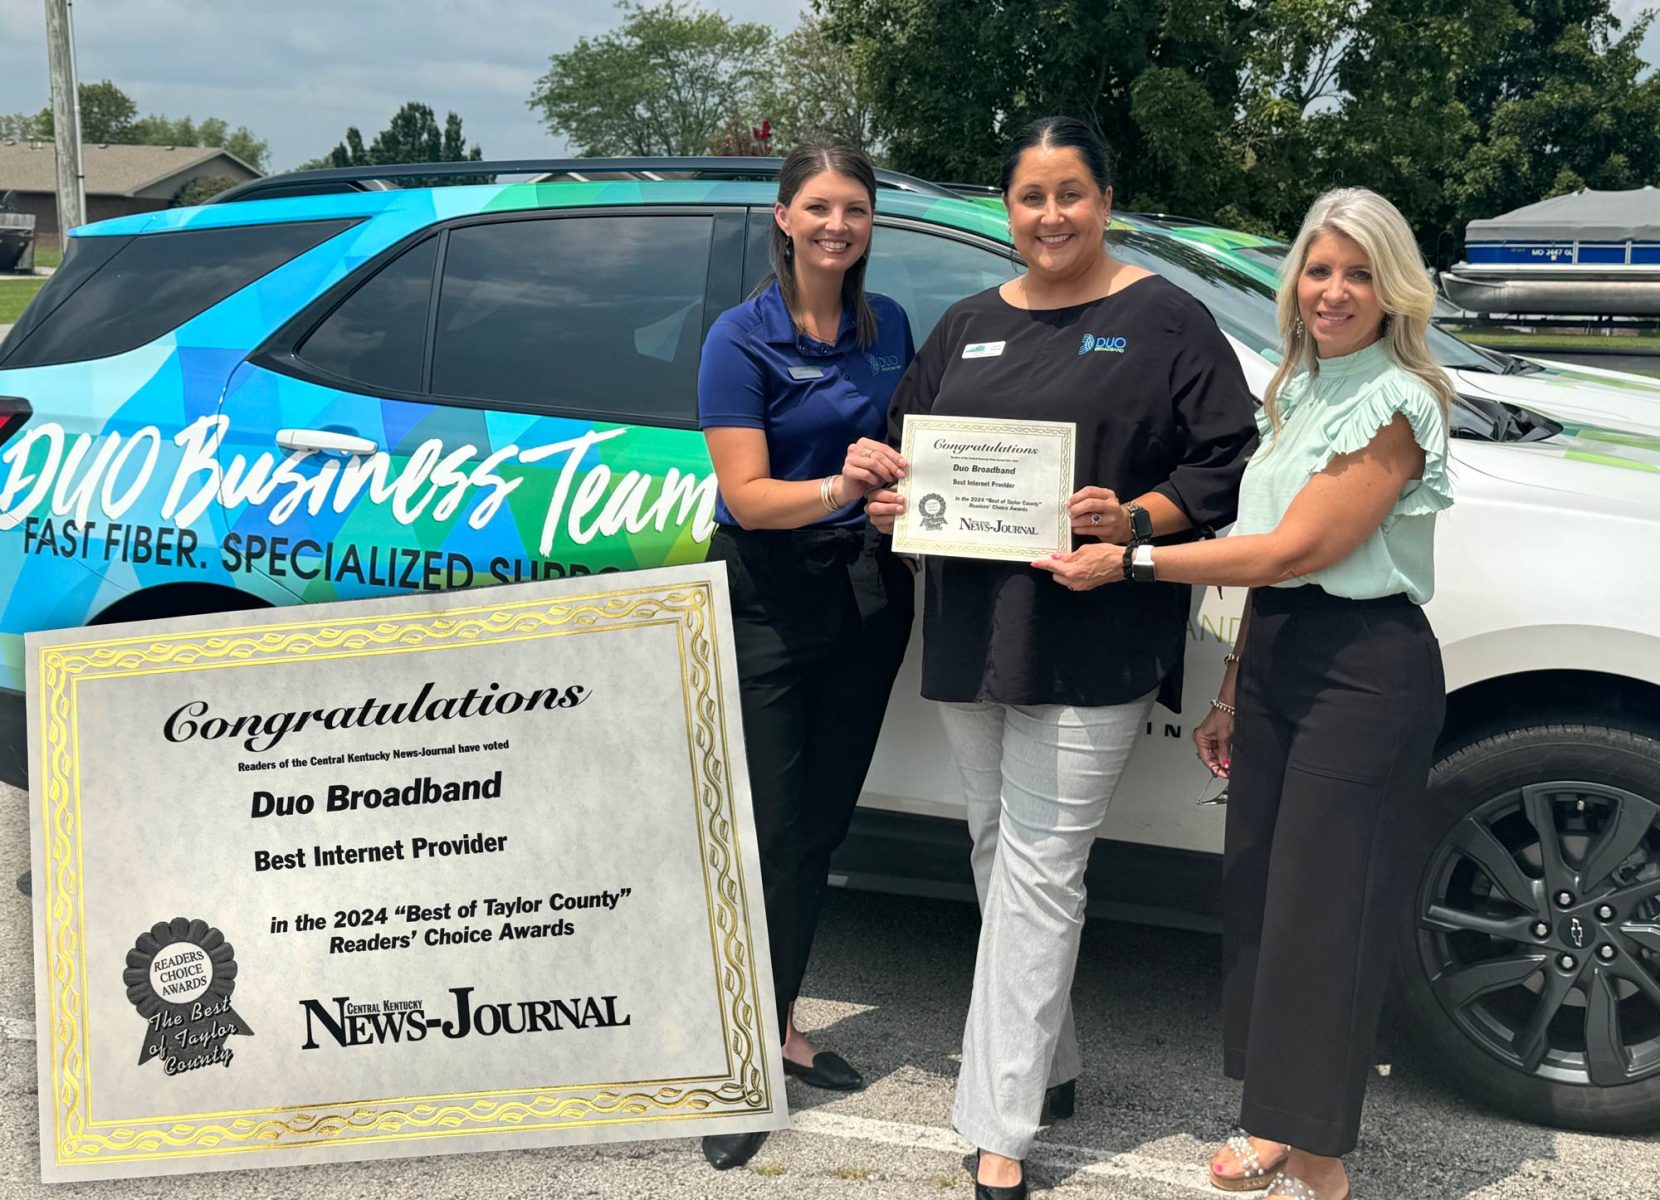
892, 415, 1076, 561
26, 565, 786, 1181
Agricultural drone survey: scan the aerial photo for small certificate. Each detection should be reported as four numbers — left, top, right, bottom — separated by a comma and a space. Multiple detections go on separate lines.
892, 415, 1076, 562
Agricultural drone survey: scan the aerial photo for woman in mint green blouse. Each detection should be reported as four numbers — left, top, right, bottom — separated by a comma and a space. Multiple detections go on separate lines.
1034, 187, 1455, 1200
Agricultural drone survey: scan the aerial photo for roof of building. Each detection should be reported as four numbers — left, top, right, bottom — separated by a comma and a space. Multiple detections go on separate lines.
0, 141, 262, 198
1466, 186, 1660, 242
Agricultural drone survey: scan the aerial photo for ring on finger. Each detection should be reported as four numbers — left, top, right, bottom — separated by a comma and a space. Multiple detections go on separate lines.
1090, 512, 1101, 526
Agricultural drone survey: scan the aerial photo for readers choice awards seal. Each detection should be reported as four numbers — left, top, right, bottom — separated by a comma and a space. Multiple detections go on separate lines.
917, 492, 948, 531
123, 917, 254, 1075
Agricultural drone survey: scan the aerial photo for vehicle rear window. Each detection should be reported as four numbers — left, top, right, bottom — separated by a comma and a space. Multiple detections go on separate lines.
296, 235, 438, 394
429, 214, 713, 423
0, 219, 357, 369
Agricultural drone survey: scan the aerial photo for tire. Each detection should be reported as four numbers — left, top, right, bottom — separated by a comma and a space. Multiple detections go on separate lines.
1396, 717, 1660, 1132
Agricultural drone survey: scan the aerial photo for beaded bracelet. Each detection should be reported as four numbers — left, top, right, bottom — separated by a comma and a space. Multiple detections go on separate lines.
1209, 698, 1237, 716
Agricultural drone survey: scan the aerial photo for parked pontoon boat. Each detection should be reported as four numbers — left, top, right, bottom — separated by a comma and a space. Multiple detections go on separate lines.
1441, 187, 1660, 315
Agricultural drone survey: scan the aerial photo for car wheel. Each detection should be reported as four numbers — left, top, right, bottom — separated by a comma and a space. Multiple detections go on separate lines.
1397, 717, 1660, 1132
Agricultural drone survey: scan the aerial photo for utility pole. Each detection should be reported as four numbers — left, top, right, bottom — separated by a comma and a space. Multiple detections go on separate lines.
43, 0, 86, 240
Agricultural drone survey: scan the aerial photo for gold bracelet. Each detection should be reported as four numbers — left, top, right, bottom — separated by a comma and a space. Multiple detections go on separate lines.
1209, 698, 1236, 716
820, 474, 843, 513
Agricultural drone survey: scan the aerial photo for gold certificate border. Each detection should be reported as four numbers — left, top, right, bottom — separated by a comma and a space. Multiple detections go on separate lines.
35, 581, 774, 1167
893, 416, 1076, 561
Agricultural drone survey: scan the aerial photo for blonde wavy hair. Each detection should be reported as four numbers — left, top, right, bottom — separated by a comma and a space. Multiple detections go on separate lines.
1263, 188, 1456, 442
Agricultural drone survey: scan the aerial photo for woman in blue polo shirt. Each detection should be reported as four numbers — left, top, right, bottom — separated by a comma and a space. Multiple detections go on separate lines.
696, 137, 915, 1172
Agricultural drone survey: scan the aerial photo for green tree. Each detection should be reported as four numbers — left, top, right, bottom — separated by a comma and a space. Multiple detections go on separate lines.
171, 175, 240, 207
28, 80, 270, 171
128, 114, 270, 171
754, 14, 879, 151
0, 112, 47, 141
33, 79, 138, 142
821, 0, 1248, 204
312, 103, 483, 167
529, 1, 773, 156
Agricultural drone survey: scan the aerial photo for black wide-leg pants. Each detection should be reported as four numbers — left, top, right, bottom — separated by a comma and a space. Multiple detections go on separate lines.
708, 524, 914, 1044
1222, 585, 1444, 1157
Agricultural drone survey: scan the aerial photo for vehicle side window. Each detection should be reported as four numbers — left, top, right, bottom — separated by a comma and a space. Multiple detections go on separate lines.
430, 215, 714, 423
864, 226, 1019, 342
0, 219, 356, 369
296, 235, 438, 395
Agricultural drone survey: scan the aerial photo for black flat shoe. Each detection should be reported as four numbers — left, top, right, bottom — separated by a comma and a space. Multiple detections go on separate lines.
702, 1131, 768, 1170
1043, 1078, 1076, 1121
973, 1150, 1028, 1200
782, 1050, 863, 1091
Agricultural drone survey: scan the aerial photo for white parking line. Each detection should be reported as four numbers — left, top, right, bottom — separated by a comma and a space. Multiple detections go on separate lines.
790, 1110, 1215, 1194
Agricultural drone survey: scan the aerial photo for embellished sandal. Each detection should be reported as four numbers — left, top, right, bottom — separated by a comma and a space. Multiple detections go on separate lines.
1265, 1174, 1350, 1200
1209, 1134, 1289, 1192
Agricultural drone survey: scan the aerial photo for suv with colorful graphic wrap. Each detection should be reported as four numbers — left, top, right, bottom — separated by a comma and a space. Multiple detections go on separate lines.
5, 159, 1660, 1136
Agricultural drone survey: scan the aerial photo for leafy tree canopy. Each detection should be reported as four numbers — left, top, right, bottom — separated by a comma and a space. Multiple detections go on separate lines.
19, 80, 270, 172
529, 1, 774, 156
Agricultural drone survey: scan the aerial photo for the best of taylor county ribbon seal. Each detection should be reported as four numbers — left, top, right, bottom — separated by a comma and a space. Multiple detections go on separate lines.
917, 492, 948, 530
123, 917, 254, 1074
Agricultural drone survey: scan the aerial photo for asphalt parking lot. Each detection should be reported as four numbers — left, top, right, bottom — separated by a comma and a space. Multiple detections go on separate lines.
3, 781, 1660, 1199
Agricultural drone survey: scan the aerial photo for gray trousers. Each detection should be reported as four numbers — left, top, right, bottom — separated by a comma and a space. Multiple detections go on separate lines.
941, 695, 1154, 1159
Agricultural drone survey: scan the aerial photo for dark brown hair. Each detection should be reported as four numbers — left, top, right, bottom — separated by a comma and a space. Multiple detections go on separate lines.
1000, 116, 1115, 196
765, 136, 879, 349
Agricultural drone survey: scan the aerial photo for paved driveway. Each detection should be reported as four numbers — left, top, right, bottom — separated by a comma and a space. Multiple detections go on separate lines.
4, 782, 1660, 1197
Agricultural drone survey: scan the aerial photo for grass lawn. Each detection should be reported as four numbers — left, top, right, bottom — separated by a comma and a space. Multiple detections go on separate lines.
0, 276, 47, 323
1450, 327, 1660, 353
34, 245, 62, 269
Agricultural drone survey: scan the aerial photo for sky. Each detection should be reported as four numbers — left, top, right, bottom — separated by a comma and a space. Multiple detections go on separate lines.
0, 0, 802, 171
1, 0, 1656, 174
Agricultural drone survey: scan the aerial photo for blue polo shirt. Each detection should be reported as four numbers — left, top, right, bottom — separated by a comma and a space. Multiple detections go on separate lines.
698, 281, 915, 528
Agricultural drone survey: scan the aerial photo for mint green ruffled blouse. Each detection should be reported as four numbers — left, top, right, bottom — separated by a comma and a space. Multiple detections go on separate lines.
1232, 341, 1453, 603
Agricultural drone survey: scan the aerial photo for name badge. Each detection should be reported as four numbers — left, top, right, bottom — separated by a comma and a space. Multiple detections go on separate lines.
788, 365, 826, 380
961, 341, 1006, 359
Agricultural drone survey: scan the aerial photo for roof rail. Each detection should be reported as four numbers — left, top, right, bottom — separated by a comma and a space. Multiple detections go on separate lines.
211, 157, 960, 205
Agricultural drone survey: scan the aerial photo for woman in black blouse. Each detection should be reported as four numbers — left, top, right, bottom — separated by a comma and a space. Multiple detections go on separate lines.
868, 117, 1257, 1200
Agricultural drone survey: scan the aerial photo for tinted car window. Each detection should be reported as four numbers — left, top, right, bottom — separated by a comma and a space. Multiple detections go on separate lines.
297, 235, 438, 394
0, 220, 356, 369
1107, 229, 1284, 356
430, 215, 713, 423
866, 226, 1019, 342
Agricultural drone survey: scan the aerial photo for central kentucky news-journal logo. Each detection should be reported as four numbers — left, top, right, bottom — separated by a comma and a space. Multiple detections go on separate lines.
299, 989, 632, 1048
1078, 333, 1128, 355
125, 917, 253, 1075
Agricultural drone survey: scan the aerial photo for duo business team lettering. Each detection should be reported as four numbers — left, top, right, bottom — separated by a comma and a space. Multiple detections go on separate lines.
162, 680, 591, 754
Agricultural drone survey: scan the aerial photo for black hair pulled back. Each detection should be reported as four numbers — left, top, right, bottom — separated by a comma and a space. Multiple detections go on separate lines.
999, 116, 1115, 196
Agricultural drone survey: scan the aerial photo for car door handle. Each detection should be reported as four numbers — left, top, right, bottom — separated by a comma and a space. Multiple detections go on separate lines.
275, 428, 380, 456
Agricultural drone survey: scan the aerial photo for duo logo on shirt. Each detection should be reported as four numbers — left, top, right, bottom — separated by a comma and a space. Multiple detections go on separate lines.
1078, 334, 1128, 355
866, 352, 904, 373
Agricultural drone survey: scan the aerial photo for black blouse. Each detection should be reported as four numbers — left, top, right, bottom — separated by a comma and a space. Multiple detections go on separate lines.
887, 276, 1258, 710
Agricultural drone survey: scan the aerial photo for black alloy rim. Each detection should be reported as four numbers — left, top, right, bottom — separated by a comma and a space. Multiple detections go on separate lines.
1418, 780, 1660, 1086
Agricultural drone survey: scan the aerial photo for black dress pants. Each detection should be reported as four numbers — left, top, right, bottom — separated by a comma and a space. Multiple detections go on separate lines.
1222, 585, 1444, 1157
708, 524, 914, 1043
